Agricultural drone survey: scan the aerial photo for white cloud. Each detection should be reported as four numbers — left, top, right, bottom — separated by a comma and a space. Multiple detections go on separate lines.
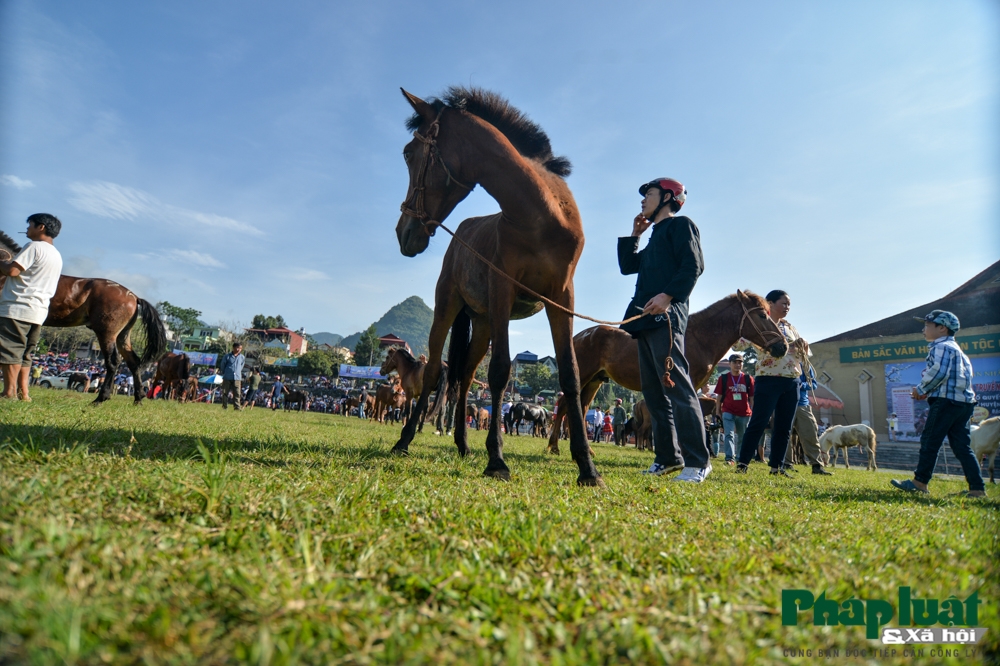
67, 180, 264, 236
1, 175, 35, 190
62, 254, 159, 300
288, 268, 330, 281
164, 249, 227, 268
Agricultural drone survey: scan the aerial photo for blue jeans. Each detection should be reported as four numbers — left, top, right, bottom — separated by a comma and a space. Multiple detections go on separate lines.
914, 398, 983, 491
722, 412, 749, 462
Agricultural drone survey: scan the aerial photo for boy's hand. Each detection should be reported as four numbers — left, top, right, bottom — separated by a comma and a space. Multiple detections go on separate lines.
632, 214, 652, 237
910, 387, 926, 400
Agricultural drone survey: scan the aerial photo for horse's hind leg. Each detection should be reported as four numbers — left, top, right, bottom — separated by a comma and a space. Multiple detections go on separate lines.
118, 333, 146, 404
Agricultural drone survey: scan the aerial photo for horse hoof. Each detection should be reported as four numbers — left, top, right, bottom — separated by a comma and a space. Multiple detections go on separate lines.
547, 447, 560, 455
391, 444, 409, 456
483, 468, 511, 481
577, 475, 605, 488
457, 446, 471, 457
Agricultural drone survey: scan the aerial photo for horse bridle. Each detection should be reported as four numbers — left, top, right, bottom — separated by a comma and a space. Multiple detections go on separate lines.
399, 108, 475, 236
737, 294, 787, 350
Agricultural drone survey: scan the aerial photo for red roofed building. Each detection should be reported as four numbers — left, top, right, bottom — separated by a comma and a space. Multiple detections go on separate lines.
245, 326, 309, 355
378, 333, 411, 353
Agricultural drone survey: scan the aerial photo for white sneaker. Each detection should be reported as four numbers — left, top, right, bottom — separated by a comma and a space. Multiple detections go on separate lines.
672, 464, 712, 483
642, 462, 684, 476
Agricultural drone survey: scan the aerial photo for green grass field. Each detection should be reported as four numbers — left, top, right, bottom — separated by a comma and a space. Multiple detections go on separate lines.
1, 391, 998, 665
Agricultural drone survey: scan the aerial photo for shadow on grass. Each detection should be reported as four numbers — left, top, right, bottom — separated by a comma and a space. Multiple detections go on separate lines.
0, 424, 395, 466
801, 486, 999, 510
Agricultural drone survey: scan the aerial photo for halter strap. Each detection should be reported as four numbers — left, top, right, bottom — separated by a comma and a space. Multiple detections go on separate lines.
399, 107, 475, 234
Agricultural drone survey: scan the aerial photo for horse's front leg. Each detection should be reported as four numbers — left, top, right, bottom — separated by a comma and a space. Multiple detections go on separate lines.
393, 300, 458, 454
545, 300, 602, 486
454, 318, 491, 458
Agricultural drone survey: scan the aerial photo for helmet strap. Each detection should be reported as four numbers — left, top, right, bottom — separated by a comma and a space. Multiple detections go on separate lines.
650, 191, 673, 221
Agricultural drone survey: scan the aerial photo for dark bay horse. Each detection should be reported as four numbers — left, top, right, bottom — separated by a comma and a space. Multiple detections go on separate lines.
151, 352, 191, 401
393, 86, 598, 485
547, 291, 788, 454
0, 231, 167, 403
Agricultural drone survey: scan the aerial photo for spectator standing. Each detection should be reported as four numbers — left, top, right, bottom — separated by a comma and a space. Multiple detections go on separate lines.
359, 385, 368, 419
891, 311, 984, 497
244, 368, 262, 410
0, 214, 63, 401
217, 342, 245, 410
713, 354, 754, 466
602, 412, 613, 442
271, 375, 287, 410
612, 398, 628, 446
735, 290, 807, 477
782, 367, 831, 475
30, 364, 42, 386
618, 178, 709, 482
592, 407, 604, 442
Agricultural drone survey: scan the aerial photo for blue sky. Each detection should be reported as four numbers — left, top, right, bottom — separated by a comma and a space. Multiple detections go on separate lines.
1, 1, 997, 358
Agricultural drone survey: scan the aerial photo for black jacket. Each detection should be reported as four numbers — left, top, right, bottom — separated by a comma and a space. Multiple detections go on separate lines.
617, 215, 704, 336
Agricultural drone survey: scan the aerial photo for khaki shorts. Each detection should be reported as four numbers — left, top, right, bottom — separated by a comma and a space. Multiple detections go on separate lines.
0, 317, 42, 367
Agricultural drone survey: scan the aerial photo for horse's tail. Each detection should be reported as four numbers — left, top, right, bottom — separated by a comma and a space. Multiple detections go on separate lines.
135, 298, 168, 366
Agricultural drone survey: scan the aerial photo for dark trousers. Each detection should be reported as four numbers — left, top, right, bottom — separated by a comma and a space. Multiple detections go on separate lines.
637, 322, 709, 469
738, 376, 797, 468
915, 398, 983, 491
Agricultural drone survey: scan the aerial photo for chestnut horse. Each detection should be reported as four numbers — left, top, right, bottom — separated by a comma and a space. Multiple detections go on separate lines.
394, 86, 598, 485
0, 231, 167, 403
547, 291, 788, 454
379, 347, 445, 431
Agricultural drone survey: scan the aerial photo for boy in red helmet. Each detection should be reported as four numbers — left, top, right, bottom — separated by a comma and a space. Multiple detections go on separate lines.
618, 178, 711, 481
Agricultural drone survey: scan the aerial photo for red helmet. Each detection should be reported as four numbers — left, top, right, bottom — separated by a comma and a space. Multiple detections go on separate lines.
639, 177, 687, 208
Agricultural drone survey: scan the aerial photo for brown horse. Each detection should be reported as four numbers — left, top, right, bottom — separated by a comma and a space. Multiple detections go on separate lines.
0, 231, 167, 403
547, 291, 787, 454
379, 347, 445, 431
151, 352, 191, 401
393, 86, 597, 485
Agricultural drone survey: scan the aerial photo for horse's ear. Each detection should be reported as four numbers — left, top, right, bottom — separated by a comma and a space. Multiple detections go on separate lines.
736, 289, 745, 299
401, 88, 436, 123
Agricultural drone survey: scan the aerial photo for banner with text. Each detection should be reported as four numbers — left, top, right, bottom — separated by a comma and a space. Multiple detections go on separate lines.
841, 332, 1000, 364
338, 364, 383, 379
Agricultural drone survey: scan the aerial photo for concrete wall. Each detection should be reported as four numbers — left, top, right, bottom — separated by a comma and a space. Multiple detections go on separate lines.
810, 324, 1000, 438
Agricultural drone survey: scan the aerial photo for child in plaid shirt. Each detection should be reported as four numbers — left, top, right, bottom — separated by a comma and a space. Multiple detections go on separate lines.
891, 310, 984, 497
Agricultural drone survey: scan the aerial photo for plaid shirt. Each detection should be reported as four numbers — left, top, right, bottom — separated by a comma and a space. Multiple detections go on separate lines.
917, 336, 975, 403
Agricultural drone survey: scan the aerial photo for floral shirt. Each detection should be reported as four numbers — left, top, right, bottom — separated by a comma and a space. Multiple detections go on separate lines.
736, 319, 805, 379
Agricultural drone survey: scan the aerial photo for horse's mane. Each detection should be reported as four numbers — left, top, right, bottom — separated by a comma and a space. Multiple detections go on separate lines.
0, 230, 22, 257
389, 346, 417, 364
692, 291, 768, 320
406, 86, 572, 177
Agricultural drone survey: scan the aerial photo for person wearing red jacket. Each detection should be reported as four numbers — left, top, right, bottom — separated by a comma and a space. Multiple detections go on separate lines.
713, 354, 754, 466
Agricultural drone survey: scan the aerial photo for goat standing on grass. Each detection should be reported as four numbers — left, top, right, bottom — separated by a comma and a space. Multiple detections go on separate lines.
819, 424, 878, 471
971, 417, 1000, 484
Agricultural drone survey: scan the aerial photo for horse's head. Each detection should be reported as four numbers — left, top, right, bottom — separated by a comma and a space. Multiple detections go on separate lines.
379, 348, 398, 376
736, 290, 788, 358
396, 89, 475, 257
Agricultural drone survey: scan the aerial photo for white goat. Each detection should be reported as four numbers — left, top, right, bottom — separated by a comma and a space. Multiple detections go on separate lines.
971, 417, 1000, 484
819, 424, 878, 471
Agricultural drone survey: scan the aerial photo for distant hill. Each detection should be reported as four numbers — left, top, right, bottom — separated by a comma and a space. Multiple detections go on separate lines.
310, 332, 344, 347
341, 296, 433, 358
